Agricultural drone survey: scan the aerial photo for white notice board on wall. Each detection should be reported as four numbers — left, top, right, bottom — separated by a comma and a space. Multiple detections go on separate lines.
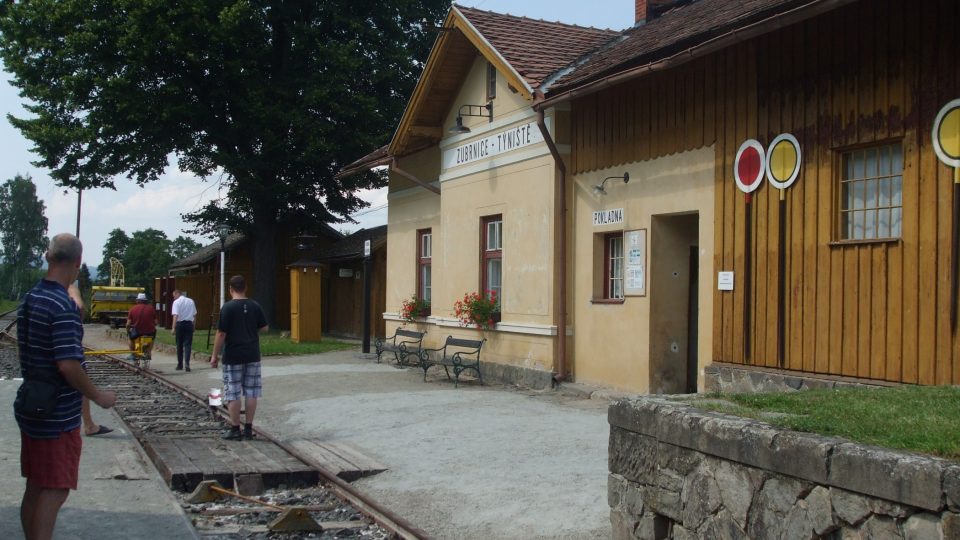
624, 229, 647, 297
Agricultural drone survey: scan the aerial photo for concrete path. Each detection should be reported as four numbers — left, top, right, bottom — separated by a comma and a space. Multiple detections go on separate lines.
84, 326, 616, 540
0, 381, 198, 540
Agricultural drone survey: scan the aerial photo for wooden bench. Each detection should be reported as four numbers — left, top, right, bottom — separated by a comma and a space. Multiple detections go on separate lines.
421, 336, 486, 387
374, 328, 426, 366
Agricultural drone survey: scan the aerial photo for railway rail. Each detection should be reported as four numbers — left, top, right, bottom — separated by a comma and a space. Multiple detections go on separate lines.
0, 314, 430, 539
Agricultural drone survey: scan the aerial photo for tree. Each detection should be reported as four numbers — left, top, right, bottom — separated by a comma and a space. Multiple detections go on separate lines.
0, 174, 48, 299
0, 1, 449, 322
170, 236, 203, 262
97, 228, 131, 284
123, 228, 174, 288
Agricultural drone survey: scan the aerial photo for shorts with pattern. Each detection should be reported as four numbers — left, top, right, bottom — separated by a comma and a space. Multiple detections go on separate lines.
222, 362, 262, 402
21, 429, 82, 490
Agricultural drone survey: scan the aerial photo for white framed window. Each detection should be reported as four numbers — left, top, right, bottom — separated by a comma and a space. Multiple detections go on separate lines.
607, 233, 624, 299
417, 229, 432, 302
839, 143, 903, 241
482, 215, 502, 302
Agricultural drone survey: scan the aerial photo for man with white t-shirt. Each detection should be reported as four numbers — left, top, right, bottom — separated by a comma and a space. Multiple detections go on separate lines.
170, 289, 197, 371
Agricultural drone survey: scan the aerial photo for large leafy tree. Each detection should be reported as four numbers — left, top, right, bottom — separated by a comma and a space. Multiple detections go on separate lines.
0, 174, 48, 299
97, 228, 131, 284
170, 236, 203, 261
0, 0, 449, 322
124, 228, 173, 289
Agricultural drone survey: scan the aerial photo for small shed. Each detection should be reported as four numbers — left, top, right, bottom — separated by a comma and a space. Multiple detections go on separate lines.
287, 226, 387, 340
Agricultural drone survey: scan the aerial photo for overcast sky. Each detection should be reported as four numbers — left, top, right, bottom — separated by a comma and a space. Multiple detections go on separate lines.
0, 2, 633, 271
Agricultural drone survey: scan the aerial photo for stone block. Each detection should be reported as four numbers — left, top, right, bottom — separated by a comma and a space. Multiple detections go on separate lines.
610, 510, 638, 540
656, 441, 702, 476
765, 430, 833, 484
609, 428, 658, 485
942, 512, 960, 539
680, 466, 721, 530
714, 459, 756, 529
644, 484, 682, 522
609, 473, 626, 509
857, 515, 900, 539
804, 486, 836, 535
800, 377, 835, 391
609, 398, 668, 435
781, 502, 815, 540
944, 466, 960, 511
829, 443, 946, 511
672, 525, 697, 540
783, 376, 804, 390
234, 473, 264, 496
869, 497, 911, 519
635, 514, 670, 540
903, 512, 942, 540
831, 488, 872, 527
701, 509, 747, 540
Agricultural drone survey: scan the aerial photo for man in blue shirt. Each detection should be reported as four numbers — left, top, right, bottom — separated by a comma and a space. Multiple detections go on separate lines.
16, 233, 117, 540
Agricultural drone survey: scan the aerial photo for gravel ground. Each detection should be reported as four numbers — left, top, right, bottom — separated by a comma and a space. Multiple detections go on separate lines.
182, 486, 390, 539
0, 343, 19, 379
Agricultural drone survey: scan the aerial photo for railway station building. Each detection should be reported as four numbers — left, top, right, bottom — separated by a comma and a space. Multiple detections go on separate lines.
344, 0, 960, 392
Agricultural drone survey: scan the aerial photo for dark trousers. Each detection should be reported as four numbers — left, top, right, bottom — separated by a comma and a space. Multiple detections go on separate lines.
175, 321, 194, 368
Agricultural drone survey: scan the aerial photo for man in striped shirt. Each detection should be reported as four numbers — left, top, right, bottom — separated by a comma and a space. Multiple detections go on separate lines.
16, 233, 116, 540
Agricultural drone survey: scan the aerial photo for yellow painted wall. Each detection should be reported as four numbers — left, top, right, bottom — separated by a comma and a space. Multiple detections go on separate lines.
570, 146, 716, 393
384, 55, 560, 375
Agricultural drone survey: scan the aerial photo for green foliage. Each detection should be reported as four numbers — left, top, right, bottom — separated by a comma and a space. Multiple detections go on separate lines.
152, 329, 355, 356
0, 0, 450, 323
95, 228, 203, 288
123, 228, 174, 288
169, 236, 202, 261
0, 298, 18, 313
0, 174, 48, 300
97, 228, 130, 283
687, 386, 960, 460
453, 291, 500, 330
400, 294, 431, 322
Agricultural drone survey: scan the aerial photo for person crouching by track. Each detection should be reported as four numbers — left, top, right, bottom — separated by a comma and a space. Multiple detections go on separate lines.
125, 292, 157, 369
210, 275, 268, 441
16, 233, 118, 540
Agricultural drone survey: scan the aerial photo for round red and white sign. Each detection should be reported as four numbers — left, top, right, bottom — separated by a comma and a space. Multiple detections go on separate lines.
734, 139, 765, 193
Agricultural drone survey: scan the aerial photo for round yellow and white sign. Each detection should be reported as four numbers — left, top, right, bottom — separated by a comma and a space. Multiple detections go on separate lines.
765, 133, 801, 190
933, 99, 960, 168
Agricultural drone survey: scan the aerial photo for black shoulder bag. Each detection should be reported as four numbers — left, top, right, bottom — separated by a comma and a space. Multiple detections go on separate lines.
13, 297, 64, 420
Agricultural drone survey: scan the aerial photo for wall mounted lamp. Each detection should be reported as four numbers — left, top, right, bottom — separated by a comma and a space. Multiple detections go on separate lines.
449, 102, 494, 134
593, 172, 630, 195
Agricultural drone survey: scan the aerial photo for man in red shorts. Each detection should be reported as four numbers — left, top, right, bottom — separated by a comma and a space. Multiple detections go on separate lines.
15, 233, 117, 540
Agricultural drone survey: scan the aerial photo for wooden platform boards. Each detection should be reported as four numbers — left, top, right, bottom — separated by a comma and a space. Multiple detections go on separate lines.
142, 437, 319, 492
286, 438, 388, 482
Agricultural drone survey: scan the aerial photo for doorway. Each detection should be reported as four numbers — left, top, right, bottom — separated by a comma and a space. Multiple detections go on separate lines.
649, 213, 700, 394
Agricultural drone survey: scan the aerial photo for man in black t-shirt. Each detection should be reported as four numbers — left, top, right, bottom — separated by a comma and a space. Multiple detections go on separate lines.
210, 275, 268, 440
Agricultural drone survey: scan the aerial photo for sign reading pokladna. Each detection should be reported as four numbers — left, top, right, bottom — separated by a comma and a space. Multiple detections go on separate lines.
593, 208, 624, 226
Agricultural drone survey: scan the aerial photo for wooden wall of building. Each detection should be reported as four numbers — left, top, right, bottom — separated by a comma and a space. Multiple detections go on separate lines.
323, 248, 387, 339
570, 0, 960, 385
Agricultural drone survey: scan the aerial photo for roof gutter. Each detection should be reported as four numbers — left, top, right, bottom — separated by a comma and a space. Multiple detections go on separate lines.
534, 0, 856, 110
535, 107, 568, 384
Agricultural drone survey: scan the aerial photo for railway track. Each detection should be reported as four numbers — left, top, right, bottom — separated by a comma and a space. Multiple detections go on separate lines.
1, 315, 430, 539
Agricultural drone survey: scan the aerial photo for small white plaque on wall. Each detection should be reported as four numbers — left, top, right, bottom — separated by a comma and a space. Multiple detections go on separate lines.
717, 271, 734, 291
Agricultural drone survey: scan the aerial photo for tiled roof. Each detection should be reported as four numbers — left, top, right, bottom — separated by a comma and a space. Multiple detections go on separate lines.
455, 5, 620, 91
548, 0, 808, 93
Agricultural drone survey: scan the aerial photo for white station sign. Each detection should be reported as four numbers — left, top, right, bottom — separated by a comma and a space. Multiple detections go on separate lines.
443, 121, 545, 169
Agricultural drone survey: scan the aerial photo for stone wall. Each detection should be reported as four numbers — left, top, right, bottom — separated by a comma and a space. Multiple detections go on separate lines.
703, 362, 896, 394
609, 397, 960, 539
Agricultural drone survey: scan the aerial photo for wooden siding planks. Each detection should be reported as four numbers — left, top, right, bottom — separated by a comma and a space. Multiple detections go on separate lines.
568, 0, 958, 385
